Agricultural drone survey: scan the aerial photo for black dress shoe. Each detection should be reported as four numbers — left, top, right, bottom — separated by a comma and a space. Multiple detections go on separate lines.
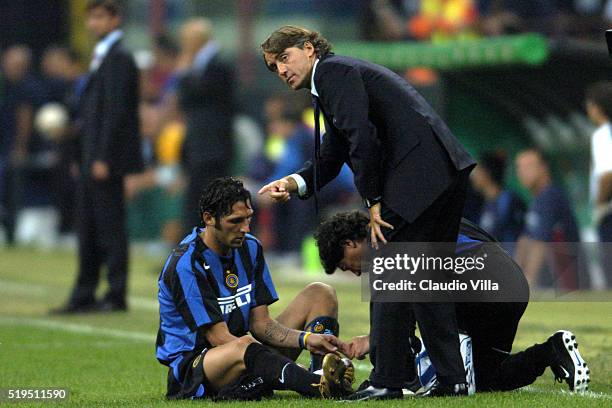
94, 300, 128, 312
49, 301, 97, 315
418, 380, 468, 397
344, 385, 403, 401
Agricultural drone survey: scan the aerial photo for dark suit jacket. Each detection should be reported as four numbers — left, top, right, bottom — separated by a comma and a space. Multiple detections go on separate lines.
297, 54, 476, 223
177, 52, 235, 171
78, 40, 142, 178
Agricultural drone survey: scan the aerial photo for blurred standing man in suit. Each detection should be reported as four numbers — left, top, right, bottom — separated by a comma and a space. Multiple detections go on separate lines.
259, 26, 476, 399
176, 19, 235, 232
54, 0, 142, 313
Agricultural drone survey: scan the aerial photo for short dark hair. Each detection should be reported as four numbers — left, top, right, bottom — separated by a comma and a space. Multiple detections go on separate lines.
586, 81, 612, 120
261, 25, 332, 65
314, 211, 369, 274
479, 151, 507, 186
198, 177, 252, 226
86, 0, 122, 16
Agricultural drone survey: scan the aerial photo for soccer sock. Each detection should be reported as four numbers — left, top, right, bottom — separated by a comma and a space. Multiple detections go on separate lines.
243, 343, 321, 397
304, 316, 339, 371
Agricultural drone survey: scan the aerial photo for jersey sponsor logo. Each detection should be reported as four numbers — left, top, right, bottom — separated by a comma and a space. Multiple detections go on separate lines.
217, 284, 252, 315
225, 273, 239, 288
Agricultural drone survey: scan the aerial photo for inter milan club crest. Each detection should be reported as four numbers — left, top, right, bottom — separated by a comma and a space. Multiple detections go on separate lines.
313, 323, 324, 333
225, 273, 239, 288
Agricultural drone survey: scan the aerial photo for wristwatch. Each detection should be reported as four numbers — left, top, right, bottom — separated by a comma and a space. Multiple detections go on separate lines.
363, 196, 382, 209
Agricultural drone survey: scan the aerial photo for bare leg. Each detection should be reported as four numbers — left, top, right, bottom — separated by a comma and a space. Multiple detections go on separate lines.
275, 282, 338, 361
202, 336, 257, 390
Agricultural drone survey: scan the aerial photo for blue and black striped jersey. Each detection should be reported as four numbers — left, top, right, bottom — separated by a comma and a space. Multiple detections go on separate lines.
156, 228, 278, 371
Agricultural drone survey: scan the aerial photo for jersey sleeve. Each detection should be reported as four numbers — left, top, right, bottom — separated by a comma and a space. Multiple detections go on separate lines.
250, 240, 279, 307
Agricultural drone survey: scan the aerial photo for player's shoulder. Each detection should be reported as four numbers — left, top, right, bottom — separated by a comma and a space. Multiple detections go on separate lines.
243, 233, 263, 253
108, 42, 137, 66
167, 229, 201, 269
317, 54, 363, 73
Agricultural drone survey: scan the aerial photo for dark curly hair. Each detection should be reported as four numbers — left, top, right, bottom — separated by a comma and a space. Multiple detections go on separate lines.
261, 25, 332, 70
198, 177, 251, 226
314, 211, 369, 274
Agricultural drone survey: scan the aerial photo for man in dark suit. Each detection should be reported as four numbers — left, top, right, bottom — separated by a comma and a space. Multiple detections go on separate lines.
54, 0, 142, 313
176, 18, 235, 232
259, 26, 476, 399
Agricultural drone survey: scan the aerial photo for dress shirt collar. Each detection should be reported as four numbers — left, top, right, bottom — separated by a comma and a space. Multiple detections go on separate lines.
90, 29, 123, 71
193, 40, 220, 73
310, 58, 320, 97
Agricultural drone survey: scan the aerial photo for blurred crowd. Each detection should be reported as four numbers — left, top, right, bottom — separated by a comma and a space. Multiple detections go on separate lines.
1, 6, 611, 291
360, 0, 612, 42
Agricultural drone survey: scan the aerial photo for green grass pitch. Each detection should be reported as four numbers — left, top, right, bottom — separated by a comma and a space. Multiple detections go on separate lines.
1, 247, 610, 407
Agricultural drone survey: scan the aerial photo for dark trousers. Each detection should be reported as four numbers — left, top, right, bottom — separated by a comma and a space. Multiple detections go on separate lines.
70, 176, 128, 305
457, 299, 552, 392
369, 169, 470, 388
454, 243, 539, 391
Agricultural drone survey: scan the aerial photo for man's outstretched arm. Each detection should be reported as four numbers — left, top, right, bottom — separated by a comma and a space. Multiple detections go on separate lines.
249, 305, 341, 355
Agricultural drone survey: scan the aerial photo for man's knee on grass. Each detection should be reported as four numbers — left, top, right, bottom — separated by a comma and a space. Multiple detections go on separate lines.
302, 282, 338, 317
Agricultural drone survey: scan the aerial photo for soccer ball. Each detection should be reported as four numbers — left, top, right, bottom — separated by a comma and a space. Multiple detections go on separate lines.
35, 102, 69, 142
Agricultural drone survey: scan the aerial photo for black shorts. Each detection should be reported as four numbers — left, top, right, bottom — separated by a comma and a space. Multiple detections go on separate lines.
166, 348, 214, 399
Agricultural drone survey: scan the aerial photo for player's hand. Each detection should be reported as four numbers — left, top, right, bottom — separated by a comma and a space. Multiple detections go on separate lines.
258, 178, 295, 203
368, 203, 393, 249
92, 160, 110, 181
305, 333, 339, 355
346, 335, 370, 360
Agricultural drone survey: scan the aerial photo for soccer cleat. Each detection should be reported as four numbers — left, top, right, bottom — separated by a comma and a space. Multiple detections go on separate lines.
548, 330, 590, 393
417, 380, 468, 397
317, 353, 355, 398
344, 385, 403, 401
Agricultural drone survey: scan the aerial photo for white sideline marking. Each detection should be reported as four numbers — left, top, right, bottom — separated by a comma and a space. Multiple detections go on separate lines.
0, 316, 154, 343
0, 279, 158, 311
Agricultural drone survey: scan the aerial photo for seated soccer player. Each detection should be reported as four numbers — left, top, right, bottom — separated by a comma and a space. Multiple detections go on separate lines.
314, 211, 590, 398
156, 177, 354, 400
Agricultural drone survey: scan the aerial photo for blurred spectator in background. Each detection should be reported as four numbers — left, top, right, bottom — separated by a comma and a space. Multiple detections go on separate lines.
176, 18, 235, 232
585, 81, 612, 288
41, 46, 82, 103
54, 0, 142, 314
0, 45, 48, 245
471, 151, 525, 254
250, 93, 357, 256
124, 98, 184, 251
150, 33, 180, 101
477, 0, 555, 36
360, 0, 479, 42
514, 148, 582, 291
360, 0, 608, 41
40, 45, 83, 238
